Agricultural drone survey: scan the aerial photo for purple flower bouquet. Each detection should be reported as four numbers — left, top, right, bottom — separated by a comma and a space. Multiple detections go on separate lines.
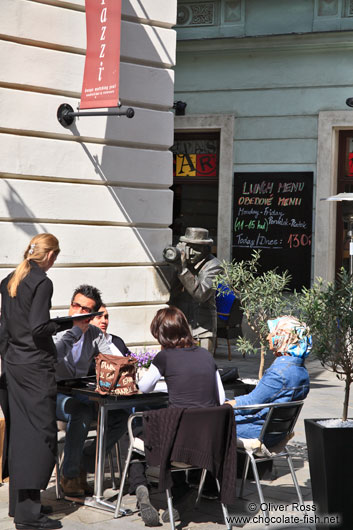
130, 350, 157, 369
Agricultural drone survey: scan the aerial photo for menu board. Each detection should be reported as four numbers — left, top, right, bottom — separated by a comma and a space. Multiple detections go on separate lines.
232, 172, 313, 290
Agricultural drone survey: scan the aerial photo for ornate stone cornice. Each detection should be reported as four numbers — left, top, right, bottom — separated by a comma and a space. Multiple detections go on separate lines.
176, 30, 353, 53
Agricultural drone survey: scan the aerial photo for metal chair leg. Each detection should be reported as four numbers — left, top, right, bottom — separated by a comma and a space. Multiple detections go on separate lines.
55, 442, 65, 500
286, 450, 303, 504
248, 453, 269, 525
55, 457, 63, 500
114, 444, 134, 518
108, 449, 118, 490
226, 338, 232, 361
195, 468, 207, 506
166, 487, 175, 530
115, 441, 122, 478
239, 452, 250, 498
215, 477, 231, 530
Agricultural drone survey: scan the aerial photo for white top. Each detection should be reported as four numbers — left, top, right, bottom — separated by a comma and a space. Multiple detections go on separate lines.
105, 333, 124, 356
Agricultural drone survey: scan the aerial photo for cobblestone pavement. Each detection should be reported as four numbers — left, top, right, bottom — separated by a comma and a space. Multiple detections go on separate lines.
0, 340, 349, 529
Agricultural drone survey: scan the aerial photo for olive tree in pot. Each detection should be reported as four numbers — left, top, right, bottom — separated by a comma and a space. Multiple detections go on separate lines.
215, 250, 291, 379
297, 268, 353, 529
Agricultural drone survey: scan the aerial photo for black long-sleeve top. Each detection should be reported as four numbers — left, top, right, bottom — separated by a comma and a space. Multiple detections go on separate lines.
0, 261, 61, 364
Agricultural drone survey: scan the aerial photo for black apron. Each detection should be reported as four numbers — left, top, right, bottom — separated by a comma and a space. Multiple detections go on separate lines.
5, 361, 57, 490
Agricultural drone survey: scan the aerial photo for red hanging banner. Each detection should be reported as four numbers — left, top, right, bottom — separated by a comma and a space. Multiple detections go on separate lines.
80, 0, 122, 109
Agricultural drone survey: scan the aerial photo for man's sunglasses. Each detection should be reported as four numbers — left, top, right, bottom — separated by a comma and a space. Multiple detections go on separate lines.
71, 301, 93, 313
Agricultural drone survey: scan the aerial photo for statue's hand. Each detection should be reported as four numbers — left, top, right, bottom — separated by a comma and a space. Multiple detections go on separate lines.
180, 249, 187, 271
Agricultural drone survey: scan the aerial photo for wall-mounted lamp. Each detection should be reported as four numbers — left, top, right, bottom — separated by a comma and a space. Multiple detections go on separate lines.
173, 101, 187, 116
346, 98, 353, 108
57, 103, 135, 128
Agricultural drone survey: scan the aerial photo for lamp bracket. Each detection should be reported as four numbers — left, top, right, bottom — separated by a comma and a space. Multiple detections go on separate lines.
57, 103, 135, 128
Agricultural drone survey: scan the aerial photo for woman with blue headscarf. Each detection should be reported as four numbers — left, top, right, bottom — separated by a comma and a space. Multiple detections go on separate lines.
227, 315, 312, 445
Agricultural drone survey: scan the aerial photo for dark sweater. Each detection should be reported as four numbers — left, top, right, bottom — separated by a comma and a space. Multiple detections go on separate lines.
143, 404, 237, 505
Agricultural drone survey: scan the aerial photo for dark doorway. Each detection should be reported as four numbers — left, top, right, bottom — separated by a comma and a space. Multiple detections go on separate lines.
336, 131, 353, 274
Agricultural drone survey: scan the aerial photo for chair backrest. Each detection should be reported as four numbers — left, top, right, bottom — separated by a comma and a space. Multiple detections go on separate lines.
258, 401, 304, 443
142, 405, 238, 506
216, 286, 236, 321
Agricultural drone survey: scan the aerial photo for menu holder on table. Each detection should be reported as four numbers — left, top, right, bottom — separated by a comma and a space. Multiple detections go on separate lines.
51, 311, 103, 323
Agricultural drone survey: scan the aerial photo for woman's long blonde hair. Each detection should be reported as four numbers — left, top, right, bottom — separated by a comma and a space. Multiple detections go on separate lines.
7, 233, 60, 298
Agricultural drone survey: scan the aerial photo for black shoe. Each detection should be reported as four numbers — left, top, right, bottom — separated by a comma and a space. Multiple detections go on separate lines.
161, 507, 180, 523
9, 506, 54, 518
136, 485, 160, 527
15, 515, 62, 530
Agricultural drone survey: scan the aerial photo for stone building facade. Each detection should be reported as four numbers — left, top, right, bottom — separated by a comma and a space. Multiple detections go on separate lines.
0, 0, 177, 347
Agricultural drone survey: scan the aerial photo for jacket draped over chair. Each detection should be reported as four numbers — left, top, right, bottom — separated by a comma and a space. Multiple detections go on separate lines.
143, 404, 237, 505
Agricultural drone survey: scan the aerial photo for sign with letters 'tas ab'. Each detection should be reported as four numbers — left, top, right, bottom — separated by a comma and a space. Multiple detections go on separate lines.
80, 0, 122, 109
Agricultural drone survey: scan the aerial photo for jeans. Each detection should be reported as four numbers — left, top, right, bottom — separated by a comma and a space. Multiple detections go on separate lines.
56, 393, 129, 477
56, 392, 96, 478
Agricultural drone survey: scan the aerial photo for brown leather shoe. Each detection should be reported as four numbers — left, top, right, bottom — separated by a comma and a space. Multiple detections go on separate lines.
79, 469, 94, 496
60, 475, 84, 497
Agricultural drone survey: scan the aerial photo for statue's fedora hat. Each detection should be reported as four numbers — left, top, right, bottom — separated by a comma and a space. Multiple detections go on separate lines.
180, 227, 213, 245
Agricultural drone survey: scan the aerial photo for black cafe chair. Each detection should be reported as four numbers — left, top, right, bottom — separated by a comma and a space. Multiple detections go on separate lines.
235, 400, 304, 525
114, 406, 237, 529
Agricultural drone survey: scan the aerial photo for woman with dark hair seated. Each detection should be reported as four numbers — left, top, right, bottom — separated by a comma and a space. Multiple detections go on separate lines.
130, 306, 226, 527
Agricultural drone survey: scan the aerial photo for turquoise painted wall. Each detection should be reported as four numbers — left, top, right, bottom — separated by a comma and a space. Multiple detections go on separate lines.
174, 0, 353, 278
175, 0, 353, 175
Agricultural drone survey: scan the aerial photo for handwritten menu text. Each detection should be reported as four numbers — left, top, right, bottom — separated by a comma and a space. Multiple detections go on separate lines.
232, 173, 313, 290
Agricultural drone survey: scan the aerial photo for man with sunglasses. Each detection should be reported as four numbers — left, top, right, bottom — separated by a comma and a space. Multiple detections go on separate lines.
55, 285, 110, 381
54, 285, 128, 497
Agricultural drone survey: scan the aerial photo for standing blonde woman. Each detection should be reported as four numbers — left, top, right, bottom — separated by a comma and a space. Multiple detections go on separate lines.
0, 234, 69, 530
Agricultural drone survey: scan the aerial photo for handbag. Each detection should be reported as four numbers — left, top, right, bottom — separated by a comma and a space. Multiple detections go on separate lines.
95, 354, 138, 396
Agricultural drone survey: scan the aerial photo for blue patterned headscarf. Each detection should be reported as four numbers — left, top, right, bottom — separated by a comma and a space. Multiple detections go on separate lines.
267, 315, 312, 359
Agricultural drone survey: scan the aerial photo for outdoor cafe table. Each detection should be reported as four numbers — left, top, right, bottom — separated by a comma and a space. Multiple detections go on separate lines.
57, 377, 249, 513
57, 379, 169, 512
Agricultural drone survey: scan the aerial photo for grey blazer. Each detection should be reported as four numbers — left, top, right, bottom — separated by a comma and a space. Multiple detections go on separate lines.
54, 324, 111, 380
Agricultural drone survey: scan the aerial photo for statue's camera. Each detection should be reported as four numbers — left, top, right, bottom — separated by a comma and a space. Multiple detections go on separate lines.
163, 242, 190, 263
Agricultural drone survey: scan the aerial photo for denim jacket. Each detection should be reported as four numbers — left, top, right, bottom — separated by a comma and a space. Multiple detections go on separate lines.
234, 355, 310, 442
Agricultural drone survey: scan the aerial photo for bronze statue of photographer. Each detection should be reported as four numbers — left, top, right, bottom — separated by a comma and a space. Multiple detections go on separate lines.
163, 227, 223, 353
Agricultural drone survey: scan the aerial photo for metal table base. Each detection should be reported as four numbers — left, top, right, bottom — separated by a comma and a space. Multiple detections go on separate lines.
63, 494, 133, 514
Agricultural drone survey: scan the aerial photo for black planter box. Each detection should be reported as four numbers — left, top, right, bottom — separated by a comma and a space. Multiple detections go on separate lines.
305, 418, 353, 530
